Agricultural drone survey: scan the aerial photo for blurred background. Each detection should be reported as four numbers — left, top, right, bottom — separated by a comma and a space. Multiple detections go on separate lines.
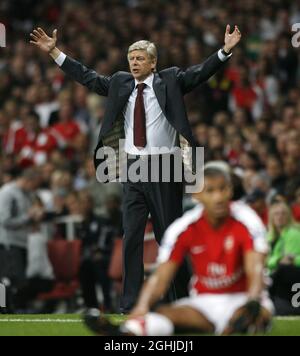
0, 0, 300, 316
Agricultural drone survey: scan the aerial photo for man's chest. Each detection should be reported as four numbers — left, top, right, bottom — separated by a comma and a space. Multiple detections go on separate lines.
123, 88, 163, 120
188, 227, 243, 275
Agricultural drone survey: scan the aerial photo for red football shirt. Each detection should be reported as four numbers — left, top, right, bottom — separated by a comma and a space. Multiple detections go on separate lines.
161, 206, 254, 294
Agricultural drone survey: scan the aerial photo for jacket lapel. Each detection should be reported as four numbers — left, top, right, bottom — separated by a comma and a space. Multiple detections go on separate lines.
118, 79, 135, 108
153, 73, 167, 117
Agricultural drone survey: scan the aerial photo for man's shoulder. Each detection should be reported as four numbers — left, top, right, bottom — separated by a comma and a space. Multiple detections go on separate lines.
0, 182, 16, 192
158, 66, 180, 77
0, 182, 17, 198
111, 71, 133, 79
163, 205, 203, 242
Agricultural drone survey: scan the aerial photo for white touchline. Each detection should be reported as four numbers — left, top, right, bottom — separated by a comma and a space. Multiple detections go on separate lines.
275, 317, 300, 321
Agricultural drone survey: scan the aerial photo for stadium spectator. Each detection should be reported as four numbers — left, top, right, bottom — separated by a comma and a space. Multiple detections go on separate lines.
267, 201, 300, 315
0, 168, 44, 311
18, 111, 58, 168
78, 191, 115, 312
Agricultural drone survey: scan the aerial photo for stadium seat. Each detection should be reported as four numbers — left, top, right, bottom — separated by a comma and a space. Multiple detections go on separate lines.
38, 239, 82, 301
108, 220, 158, 281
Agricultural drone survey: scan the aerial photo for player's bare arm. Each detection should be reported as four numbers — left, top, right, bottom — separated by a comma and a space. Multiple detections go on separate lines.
245, 251, 265, 300
222, 250, 272, 335
130, 261, 178, 318
30, 27, 61, 60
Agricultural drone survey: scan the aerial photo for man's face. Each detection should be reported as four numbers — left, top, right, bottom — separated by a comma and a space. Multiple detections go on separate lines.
23, 177, 40, 192
194, 175, 233, 220
128, 50, 156, 81
24, 115, 39, 134
272, 204, 289, 230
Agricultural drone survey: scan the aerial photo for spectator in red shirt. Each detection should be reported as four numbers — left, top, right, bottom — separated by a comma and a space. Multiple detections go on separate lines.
2, 100, 28, 155
18, 111, 58, 168
229, 66, 264, 121
292, 188, 300, 223
50, 102, 86, 158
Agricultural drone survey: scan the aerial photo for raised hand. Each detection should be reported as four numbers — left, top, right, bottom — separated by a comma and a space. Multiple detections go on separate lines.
30, 27, 57, 53
223, 25, 242, 53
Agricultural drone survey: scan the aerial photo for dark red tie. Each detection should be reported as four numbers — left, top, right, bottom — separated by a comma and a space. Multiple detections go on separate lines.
134, 83, 146, 148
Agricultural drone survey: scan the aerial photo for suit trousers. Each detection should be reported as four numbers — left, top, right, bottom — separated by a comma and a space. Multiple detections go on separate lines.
120, 154, 190, 312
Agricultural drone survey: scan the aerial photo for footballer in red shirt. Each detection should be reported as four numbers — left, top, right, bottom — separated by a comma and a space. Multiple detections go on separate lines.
85, 162, 274, 335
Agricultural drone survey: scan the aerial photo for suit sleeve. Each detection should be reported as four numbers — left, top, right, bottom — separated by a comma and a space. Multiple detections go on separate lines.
175, 50, 231, 94
60, 56, 112, 96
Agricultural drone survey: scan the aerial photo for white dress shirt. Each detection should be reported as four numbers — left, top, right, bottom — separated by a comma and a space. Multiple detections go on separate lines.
54, 49, 231, 156
123, 73, 178, 155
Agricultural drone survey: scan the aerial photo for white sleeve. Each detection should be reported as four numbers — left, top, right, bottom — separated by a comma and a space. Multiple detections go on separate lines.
157, 205, 203, 264
218, 49, 233, 62
230, 201, 269, 254
54, 52, 67, 67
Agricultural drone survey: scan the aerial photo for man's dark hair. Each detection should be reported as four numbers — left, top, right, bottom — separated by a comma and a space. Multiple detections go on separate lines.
203, 167, 232, 184
27, 110, 40, 122
20, 167, 41, 181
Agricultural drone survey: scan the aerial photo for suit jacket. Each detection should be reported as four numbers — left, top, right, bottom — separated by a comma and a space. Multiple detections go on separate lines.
59, 50, 230, 182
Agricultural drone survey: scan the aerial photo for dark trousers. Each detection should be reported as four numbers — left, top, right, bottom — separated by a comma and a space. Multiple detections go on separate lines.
0, 245, 27, 285
0, 245, 27, 312
120, 154, 190, 312
14, 278, 54, 310
79, 260, 112, 311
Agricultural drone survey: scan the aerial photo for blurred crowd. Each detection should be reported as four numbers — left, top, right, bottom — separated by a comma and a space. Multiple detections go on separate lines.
0, 0, 300, 315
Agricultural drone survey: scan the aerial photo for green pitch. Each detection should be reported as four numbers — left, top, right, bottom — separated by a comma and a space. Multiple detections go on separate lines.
0, 314, 299, 336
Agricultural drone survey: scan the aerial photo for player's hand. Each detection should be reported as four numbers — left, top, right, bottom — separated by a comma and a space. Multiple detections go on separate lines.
223, 25, 241, 53
30, 27, 57, 53
128, 304, 149, 319
29, 207, 45, 222
222, 300, 271, 335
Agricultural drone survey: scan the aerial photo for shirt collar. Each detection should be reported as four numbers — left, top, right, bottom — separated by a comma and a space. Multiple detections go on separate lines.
135, 73, 154, 90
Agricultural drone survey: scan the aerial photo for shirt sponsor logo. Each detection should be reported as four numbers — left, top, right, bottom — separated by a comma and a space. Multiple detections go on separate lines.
224, 235, 234, 252
200, 267, 243, 290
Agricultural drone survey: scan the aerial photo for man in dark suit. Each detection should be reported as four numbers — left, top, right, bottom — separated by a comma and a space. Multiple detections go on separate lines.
30, 24, 241, 313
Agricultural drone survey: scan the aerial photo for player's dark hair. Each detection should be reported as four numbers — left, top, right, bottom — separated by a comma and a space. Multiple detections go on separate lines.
27, 110, 40, 122
203, 167, 232, 185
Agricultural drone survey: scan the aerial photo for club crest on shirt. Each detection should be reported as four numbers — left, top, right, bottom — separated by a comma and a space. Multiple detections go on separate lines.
224, 235, 234, 252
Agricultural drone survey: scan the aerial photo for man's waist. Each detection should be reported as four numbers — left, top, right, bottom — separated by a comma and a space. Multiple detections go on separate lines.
126, 152, 179, 161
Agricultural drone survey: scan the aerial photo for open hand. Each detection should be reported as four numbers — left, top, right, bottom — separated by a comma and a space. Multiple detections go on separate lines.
224, 25, 242, 53
30, 27, 57, 53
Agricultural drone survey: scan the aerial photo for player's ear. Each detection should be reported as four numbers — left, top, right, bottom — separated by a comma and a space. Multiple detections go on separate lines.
192, 190, 203, 203
151, 58, 157, 72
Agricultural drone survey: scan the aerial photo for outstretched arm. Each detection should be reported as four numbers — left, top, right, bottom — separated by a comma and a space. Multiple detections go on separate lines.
129, 261, 179, 318
30, 27, 111, 96
245, 251, 265, 300
177, 25, 242, 94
